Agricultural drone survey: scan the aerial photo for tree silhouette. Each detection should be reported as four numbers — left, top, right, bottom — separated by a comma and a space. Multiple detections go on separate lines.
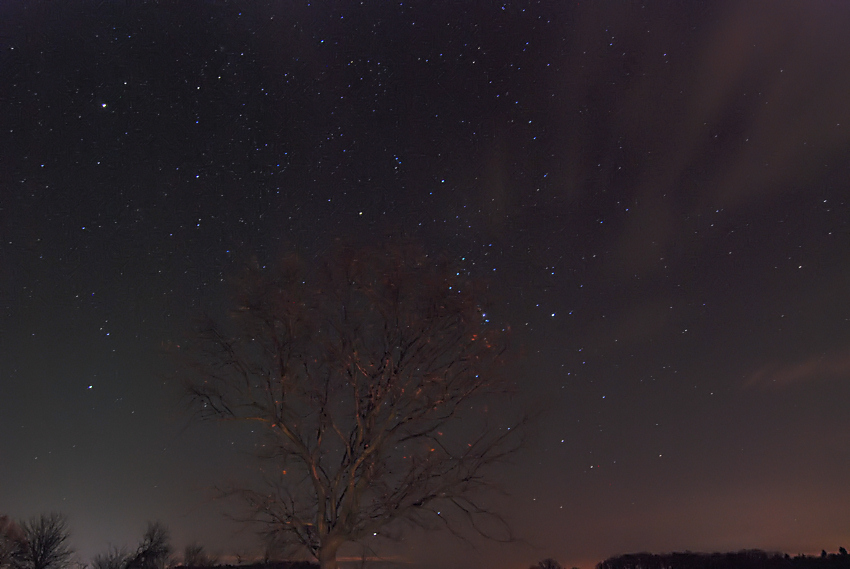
596, 549, 850, 569
91, 547, 131, 569
0, 516, 26, 569
184, 244, 523, 569
182, 544, 217, 568
15, 514, 73, 569
127, 522, 172, 569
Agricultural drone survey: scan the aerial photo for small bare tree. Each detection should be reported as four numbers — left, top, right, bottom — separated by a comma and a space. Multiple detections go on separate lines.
16, 514, 73, 569
182, 544, 217, 568
90, 547, 131, 569
127, 522, 172, 569
0, 516, 27, 569
184, 244, 523, 569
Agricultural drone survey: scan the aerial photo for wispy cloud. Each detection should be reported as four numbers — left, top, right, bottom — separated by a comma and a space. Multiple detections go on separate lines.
745, 349, 850, 388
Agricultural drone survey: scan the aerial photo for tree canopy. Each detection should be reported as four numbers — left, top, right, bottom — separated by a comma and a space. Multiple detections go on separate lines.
184, 244, 523, 569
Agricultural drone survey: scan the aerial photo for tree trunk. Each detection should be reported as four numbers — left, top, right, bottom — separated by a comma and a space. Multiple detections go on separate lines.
317, 538, 342, 569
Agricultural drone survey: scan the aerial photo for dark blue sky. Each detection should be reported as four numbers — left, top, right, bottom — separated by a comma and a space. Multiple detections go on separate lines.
2, 2, 850, 568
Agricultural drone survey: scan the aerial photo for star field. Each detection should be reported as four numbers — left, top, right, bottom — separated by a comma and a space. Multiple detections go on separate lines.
3, 2, 850, 569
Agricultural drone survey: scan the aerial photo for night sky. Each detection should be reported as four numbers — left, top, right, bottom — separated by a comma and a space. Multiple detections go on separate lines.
3, 2, 850, 568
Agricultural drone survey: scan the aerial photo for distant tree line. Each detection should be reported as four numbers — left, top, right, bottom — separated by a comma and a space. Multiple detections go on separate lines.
530, 558, 578, 569
597, 549, 850, 569
8, 513, 850, 569
207, 564, 315, 569
0, 514, 248, 569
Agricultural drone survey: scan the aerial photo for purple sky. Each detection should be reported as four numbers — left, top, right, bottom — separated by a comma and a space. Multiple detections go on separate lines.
2, 2, 850, 568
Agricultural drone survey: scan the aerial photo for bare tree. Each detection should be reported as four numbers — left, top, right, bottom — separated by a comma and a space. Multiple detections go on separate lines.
127, 523, 172, 569
182, 544, 217, 568
0, 516, 27, 569
91, 547, 131, 569
184, 244, 523, 569
16, 514, 73, 569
